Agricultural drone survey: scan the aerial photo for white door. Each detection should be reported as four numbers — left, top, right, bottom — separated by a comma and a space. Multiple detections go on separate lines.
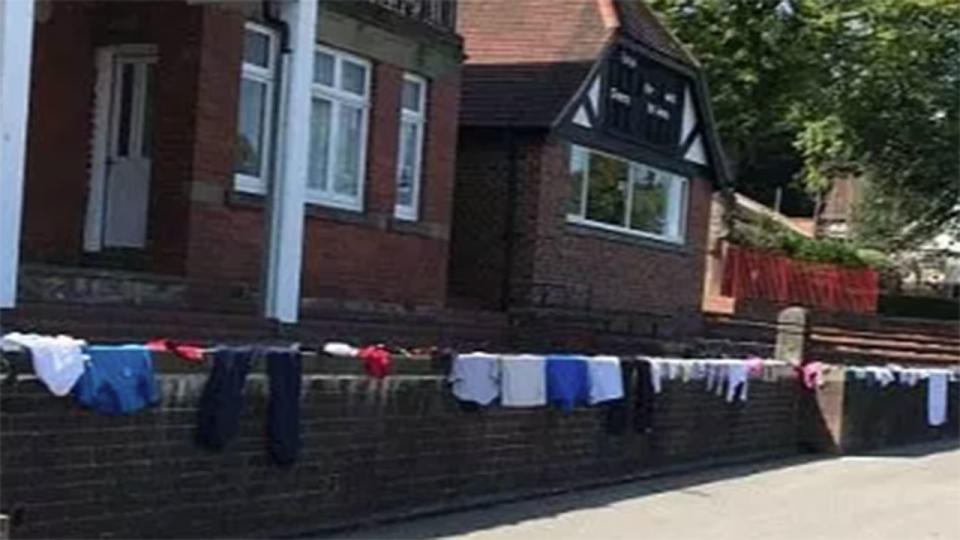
101, 53, 155, 248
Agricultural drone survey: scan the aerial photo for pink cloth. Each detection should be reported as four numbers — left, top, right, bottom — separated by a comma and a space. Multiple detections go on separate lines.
745, 356, 764, 377
800, 361, 827, 389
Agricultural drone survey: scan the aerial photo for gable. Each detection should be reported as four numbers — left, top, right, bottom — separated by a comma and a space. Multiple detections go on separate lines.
555, 37, 726, 184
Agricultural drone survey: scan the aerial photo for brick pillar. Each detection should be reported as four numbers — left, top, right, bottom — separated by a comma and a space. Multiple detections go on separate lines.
149, 3, 205, 274
366, 63, 402, 219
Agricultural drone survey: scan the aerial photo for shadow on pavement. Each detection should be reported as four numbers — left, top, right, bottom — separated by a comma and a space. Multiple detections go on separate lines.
325, 453, 826, 539
851, 438, 960, 458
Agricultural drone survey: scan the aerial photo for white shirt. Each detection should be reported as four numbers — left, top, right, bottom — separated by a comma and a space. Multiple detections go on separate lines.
448, 353, 500, 406
2, 332, 87, 396
500, 354, 546, 407
587, 355, 624, 405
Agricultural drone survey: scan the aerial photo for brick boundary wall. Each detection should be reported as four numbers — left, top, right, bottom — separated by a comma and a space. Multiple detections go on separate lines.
0, 355, 956, 538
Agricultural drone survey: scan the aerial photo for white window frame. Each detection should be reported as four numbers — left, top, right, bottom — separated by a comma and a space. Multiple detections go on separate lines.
566, 144, 688, 244
234, 22, 278, 194
306, 44, 371, 212
394, 73, 427, 221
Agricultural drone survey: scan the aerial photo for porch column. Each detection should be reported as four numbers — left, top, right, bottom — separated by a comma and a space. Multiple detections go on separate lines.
0, 0, 36, 309
263, 0, 317, 323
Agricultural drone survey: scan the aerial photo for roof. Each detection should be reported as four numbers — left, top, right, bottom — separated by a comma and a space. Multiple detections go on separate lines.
459, 0, 698, 127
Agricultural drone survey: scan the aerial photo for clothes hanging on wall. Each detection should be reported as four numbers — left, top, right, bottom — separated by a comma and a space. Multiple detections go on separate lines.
196, 347, 254, 450
604, 359, 634, 435
145, 339, 206, 363
725, 362, 749, 403
546, 355, 590, 412
634, 358, 656, 433
500, 354, 546, 407
448, 353, 500, 407
927, 372, 948, 427
1, 332, 87, 396
357, 345, 391, 378
266, 349, 302, 466
587, 355, 625, 405
73, 345, 158, 415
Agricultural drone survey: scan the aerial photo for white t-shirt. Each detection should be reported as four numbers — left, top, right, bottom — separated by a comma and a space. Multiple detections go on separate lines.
587, 355, 624, 405
448, 353, 500, 406
500, 354, 546, 407
2, 332, 87, 396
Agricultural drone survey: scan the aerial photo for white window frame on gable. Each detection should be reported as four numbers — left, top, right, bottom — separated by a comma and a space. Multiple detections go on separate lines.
307, 44, 371, 211
566, 144, 689, 244
395, 73, 427, 221
234, 22, 278, 194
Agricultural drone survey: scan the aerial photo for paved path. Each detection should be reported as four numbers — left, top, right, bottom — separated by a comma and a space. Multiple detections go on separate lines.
337, 441, 960, 539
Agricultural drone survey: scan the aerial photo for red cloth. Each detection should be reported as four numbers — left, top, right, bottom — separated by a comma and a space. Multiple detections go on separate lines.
357, 345, 391, 378
146, 339, 206, 363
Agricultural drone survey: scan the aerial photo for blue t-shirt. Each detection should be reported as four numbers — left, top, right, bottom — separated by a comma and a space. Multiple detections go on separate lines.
546, 355, 590, 412
73, 345, 159, 415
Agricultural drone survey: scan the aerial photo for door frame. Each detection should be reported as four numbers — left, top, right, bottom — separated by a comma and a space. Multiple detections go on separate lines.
83, 44, 158, 253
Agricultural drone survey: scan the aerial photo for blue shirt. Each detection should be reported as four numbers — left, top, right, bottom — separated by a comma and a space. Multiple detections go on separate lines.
73, 345, 159, 415
546, 355, 590, 412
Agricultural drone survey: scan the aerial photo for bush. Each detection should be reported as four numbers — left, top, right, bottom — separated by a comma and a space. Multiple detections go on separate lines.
727, 214, 880, 269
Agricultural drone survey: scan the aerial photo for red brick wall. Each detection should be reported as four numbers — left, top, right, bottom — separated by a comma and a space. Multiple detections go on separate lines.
20, 3, 96, 264
528, 136, 713, 323
0, 357, 803, 538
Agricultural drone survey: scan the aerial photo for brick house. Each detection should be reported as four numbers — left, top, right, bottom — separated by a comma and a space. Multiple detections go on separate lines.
449, 0, 729, 340
0, 0, 462, 326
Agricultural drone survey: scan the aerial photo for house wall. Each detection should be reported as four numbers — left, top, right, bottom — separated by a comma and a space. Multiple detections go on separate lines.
20, 1, 218, 273
450, 129, 713, 336
19, 1, 462, 310
20, 3, 95, 265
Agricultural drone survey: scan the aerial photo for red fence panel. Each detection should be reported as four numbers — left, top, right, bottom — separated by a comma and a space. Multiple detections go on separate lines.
722, 246, 879, 314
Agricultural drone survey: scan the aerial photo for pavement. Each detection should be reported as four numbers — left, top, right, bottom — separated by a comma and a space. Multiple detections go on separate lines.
334, 440, 960, 540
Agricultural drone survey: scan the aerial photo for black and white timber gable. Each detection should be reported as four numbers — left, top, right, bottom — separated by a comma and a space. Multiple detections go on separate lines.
555, 37, 726, 184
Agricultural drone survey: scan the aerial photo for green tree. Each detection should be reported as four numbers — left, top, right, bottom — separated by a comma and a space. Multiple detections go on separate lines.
649, 0, 960, 250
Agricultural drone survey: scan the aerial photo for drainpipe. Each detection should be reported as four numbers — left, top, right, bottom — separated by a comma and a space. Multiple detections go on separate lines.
261, 0, 290, 320
500, 127, 518, 311
261, 0, 317, 324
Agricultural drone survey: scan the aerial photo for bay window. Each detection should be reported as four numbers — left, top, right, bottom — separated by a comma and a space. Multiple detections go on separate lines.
234, 23, 277, 193
307, 45, 370, 210
395, 73, 427, 220
568, 145, 687, 243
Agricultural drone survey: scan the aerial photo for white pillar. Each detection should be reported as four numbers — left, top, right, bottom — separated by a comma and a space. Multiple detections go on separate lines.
0, 0, 36, 309
264, 0, 317, 323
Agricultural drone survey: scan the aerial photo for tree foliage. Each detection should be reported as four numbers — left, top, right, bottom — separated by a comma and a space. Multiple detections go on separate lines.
648, 0, 960, 250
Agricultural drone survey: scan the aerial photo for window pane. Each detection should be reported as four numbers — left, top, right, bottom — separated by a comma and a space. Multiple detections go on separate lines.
396, 120, 419, 208
585, 153, 627, 227
402, 79, 422, 112
244, 29, 270, 68
629, 166, 668, 235
340, 60, 367, 95
569, 146, 587, 215
308, 98, 332, 190
116, 63, 135, 157
333, 104, 364, 197
235, 78, 266, 176
314, 51, 334, 86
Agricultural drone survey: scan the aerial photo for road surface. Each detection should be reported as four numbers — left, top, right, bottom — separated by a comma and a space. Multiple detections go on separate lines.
336, 441, 960, 539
